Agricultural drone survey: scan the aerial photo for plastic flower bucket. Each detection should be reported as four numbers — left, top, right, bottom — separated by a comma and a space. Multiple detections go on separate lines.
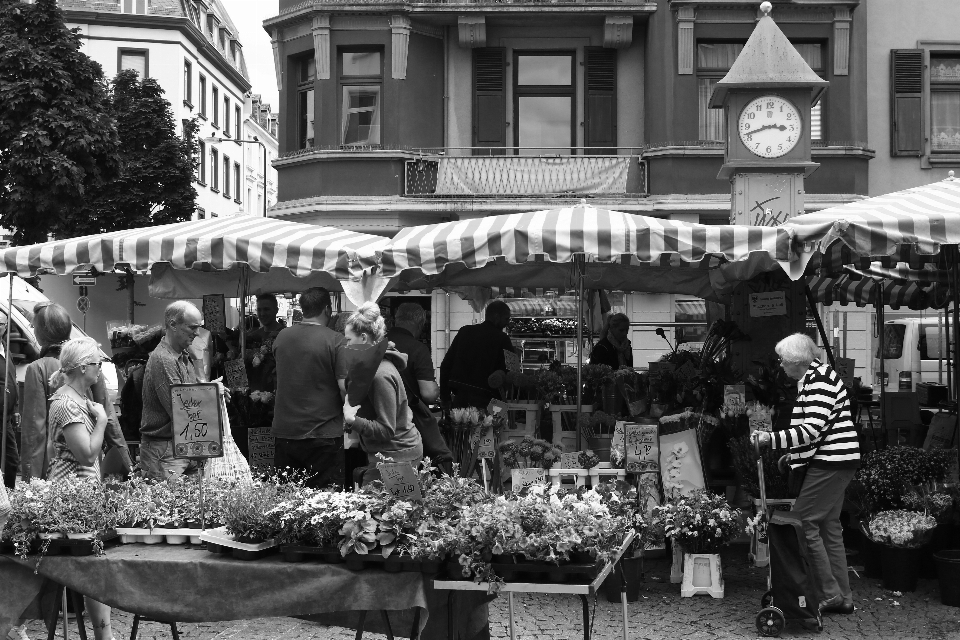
933, 550, 960, 607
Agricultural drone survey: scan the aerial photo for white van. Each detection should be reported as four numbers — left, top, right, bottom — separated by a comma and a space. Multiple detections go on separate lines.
874, 317, 949, 392
0, 275, 117, 397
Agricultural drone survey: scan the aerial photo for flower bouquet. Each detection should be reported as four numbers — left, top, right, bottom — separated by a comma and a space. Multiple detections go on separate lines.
581, 363, 615, 404
863, 510, 938, 548
499, 436, 562, 469
228, 388, 275, 430
650, 490, 744, 554
444, 407, 483, 465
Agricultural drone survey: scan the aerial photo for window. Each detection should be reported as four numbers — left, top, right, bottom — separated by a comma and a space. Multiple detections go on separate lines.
199, 75, 207, 118
210, 147, 219, 191
207, 14, 215, 38
878, 324, 906, 359
212, 86, 219, 127
187, 3, 200, 28
584, 48, 617, 153
224, 98, 231, 137
183, 60, 192, 107
197, 207, 205, 220
234, 162, 241, 202
931, 55, 960, 153
514, 51, 575, 154
219, 29, 226, 52
675, 299, 708, 345
121, 0, 147, 14
920, 325, 948, 360
118, 49, 148, 78
339, 50, 382, 146
297, 56, 316, 149
223, 154, 231, 198
196, 140, 205, 183
698, 42, 823, 142
247, 187, 252, 210
234, 105, 241, 140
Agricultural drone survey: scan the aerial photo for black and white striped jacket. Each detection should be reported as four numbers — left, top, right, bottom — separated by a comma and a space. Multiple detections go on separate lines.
772, 359, 860, 470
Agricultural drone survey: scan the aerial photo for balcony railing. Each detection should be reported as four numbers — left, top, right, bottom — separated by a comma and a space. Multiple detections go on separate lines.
404, 149, 646, 197
280, 0, 652, 10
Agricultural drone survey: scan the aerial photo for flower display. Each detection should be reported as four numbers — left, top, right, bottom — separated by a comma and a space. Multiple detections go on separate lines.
577, 411, 617, 438
852, 446, 954, 513
662, 442, 689, 497
864, 510, 938, 548
650, 490, 744, 554
499, 436, 562, 469
577, 450, 601, 470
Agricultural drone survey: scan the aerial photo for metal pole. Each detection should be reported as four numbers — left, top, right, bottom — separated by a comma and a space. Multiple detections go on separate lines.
261, 140, 268, 218
239, 265, 248, 361
575, 256, 584, 451
877, 301, 886, 431
804, 285, 836, 369
1, 273, 13, 479
953, 261, 960, 406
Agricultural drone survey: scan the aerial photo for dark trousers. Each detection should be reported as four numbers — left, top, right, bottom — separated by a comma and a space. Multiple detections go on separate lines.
274, 436, 345, 491
3, 422, 19, 489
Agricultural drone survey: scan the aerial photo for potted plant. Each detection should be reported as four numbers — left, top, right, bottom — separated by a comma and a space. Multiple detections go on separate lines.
577, 411, 617, 462
863, 509, 938, 592
581, 363, 615, 407
221, 479, 283, 544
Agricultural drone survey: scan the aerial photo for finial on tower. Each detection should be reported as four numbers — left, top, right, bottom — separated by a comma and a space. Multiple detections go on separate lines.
760, 1, 772, 16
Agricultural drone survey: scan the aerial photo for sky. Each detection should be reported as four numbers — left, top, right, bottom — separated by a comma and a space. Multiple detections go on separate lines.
224, 0, 279, 110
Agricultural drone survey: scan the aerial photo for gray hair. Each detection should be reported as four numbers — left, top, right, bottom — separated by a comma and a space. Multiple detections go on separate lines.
775, 333, 821, 366
165, 300, 199, 328
395, 302, 426, 327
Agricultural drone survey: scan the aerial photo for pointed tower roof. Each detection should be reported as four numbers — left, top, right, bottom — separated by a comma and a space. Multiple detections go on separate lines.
709, 3, 828, 108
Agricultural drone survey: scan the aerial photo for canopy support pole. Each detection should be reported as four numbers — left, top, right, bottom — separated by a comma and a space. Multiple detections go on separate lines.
239, 265, 248, 362
953, 259, 960, 470
1, 274, 12, 480
877, 300, 886, 432
575, 256, 585, 452
804, 285, 836, 369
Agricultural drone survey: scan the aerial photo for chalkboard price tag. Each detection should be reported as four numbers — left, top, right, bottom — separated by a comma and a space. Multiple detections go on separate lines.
624, 423, 659, 474
224, 359, 248, 389
377, 462, 423, 501
171, 383, 224, 459
560, 452, 581, 469
504, 350, 522, 374
247, 427, 275, 467
511, 468, 546, 491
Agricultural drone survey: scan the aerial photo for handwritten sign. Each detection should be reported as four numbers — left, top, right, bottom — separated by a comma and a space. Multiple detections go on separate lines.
560, 452, 581, 469
676, 361, 697, 382
511, 468, 546, 491
504, 350, 521, 374
611, 421, 626, 454
749, 411, 773, 433
202, 294, 226, 333
224, 359, 248, 389
247, 427, 275, 467
835, 357, 856, 387
171, 383, 224, 459
476, 426, 496, 459
378, 462, 423, 501
724, 384, 746, 407
749, 292, 787, 318
624, 423, 659, 473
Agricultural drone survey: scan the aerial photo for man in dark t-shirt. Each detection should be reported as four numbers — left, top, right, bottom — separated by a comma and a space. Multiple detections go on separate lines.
271, 288, 347, 489
440, 300, 515, 409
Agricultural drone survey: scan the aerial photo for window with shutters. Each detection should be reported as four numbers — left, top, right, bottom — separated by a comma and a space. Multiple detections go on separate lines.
235, 105, 241, 140
234, 162, 241, 202
514, 51, 575, 155
183, 60, 192, 108
196, 141, 205, 184
891, 49, 924, 157
298, 56, 316, 150
339, 49, 382, 147
585, 48, 617, 153
698, 42, 824, 142
473, 48, 507, 154
930, 54, 960, 153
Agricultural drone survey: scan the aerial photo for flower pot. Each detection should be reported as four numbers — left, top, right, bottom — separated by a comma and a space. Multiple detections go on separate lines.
420, 559, 442, 574
600, 557, 643, 603
881, 546, 924, 592
933, 550, 960, 607
344, 553, 366, 572
586, 436, 612, 463
383, 555, 404, 573
140, 534, 165, 545
65, 532, 96, 540
165, 535, 189, 545
858, 528, 883, 579
569, 551, 594, 564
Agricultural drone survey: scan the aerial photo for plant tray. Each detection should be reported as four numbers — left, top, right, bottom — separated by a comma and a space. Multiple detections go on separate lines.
199, 527, 278, 561
1, 532, 121, 557
116, 527, 203, 545
279, 546, 442, 573
489, 559, 601, 584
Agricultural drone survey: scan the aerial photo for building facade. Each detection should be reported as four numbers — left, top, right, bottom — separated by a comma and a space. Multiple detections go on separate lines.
58, 0, 256, 220
263, 0, 870, 369
241, 94, 280, 218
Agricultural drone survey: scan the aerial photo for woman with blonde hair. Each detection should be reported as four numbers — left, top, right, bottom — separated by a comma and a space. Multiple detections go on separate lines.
342, 303, 423, 485
47, 337, 115, 640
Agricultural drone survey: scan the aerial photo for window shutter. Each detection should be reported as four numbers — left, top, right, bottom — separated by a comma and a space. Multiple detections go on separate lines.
585, 47, 617, 154
473, 48, 506, 154
891, 49, 923, 157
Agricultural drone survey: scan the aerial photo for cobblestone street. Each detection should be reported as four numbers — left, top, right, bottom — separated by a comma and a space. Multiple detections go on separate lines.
20, 545, 960, 640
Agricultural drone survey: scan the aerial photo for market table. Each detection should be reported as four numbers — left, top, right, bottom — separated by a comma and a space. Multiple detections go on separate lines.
0, 545, 491, 640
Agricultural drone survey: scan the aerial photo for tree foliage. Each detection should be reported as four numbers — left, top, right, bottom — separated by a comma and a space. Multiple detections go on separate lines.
0, 0, 120, 244
77, 70, 199, 235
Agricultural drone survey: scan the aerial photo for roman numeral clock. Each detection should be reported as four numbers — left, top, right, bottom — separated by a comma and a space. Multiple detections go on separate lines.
709, 2, 828, 227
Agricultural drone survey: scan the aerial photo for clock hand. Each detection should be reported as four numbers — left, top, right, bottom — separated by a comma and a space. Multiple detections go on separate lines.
744, 124, 788, 135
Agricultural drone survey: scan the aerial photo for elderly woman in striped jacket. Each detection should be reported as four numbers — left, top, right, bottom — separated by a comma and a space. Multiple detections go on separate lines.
755, 333, 860, 616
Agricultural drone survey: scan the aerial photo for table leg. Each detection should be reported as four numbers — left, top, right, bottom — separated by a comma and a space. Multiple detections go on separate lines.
578, 594, 590, 640
354, 611, 366, 640
61, 588, 69, 640
68, 591, 87, 640
409, 607, 421, 640
379, 611, 394, 640
447, 592, 457, 640
508, 592, 516, 640
619, 562, 629, 640
46, 585, 62, 640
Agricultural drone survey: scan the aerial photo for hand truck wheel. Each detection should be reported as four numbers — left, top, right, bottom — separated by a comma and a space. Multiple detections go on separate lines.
756, 607, 785, 637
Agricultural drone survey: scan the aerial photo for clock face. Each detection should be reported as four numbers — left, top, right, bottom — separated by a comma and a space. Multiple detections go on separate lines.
738, 95, 802, 159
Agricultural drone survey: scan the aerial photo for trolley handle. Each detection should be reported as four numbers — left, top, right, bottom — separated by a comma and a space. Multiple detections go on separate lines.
752, 432, 769, 515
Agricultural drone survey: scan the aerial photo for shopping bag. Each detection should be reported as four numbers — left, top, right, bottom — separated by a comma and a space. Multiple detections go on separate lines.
343, 338, 389, 406
0, 482, 10, 533
204, 397, 252, 485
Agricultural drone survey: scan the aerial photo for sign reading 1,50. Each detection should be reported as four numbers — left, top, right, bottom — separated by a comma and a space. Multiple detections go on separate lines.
179, 422, 209, 441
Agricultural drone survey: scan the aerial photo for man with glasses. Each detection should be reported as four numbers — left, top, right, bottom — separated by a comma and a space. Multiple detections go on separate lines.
140, 301, 204, 480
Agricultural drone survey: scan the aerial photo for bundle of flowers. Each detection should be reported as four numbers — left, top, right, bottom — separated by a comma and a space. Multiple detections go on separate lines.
727, 434, 791, 500
499, 436, 562, 469
228, 388, 275, 430
581, 364, 615, 401
650, 489, 744, 554
578, 450, 601, 469
487, 370, 538, 403
863, 509, 938, 548
532, 369, 564, 406
577, 411, 617, 438
853, 446, 954, 513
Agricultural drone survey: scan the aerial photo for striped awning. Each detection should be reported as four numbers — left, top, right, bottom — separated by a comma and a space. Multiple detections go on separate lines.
0, 217, 388, 281
806, 264, 953, 310
371, 204, 795, 301
784, 176, 960, 278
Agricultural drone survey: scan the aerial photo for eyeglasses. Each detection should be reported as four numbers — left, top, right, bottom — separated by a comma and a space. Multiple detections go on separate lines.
81, 361, 104, 369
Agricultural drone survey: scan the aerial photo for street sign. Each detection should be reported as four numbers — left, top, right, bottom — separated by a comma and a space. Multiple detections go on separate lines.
72, 276, 96, 286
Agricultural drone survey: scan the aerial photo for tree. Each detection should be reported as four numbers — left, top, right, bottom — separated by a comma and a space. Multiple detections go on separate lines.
0, 0, 120, 244
77, 70, 199, 235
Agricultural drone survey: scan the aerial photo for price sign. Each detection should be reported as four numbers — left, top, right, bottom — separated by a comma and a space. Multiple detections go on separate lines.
477, 426, 496, 459
504, 350, 522, 374
611, 420, 626, 453
224, 359, 248, 389
560, 452, 581, 469
171, 383, 224, 459
749, 292, 787, 317
511, 468, 546, 491
624, 423, 659, 473
202, 294, 226, 333
247, 427, 275, 467
377, 462, 423, 501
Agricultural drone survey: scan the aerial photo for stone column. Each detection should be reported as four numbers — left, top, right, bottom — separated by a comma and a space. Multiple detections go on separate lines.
390, 15, 411, 79
313, 14, 331, 80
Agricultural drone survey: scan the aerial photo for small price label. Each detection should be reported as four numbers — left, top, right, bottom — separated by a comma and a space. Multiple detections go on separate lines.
560, 452, 581, 469
224, 359, 248, 389
170, 383, 224, 459
511, 468, 546, 491
477, 427, 496, 459
377, 462, 423, 501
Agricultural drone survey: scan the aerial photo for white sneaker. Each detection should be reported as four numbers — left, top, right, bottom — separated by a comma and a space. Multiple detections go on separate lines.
6, 625, 30, 640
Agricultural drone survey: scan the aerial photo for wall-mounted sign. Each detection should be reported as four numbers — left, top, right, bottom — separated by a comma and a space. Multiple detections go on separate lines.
749, 292, 787, 317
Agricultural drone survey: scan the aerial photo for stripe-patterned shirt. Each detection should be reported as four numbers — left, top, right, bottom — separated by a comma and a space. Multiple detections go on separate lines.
772, 359, 860, 470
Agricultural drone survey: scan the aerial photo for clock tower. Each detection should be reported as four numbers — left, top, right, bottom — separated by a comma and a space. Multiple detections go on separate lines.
709, 2, 830, 377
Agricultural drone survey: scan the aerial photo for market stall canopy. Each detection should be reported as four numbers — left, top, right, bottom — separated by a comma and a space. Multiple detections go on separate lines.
783, 175, 960, 279
365, 204, 797, 302
0, 217, 389, 303
807, 263, 952, 310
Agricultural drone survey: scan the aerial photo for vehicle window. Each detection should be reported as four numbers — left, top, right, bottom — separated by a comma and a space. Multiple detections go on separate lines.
11, 300, 38, 322
920, 325, 947, 359
877, 324, 906, 359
